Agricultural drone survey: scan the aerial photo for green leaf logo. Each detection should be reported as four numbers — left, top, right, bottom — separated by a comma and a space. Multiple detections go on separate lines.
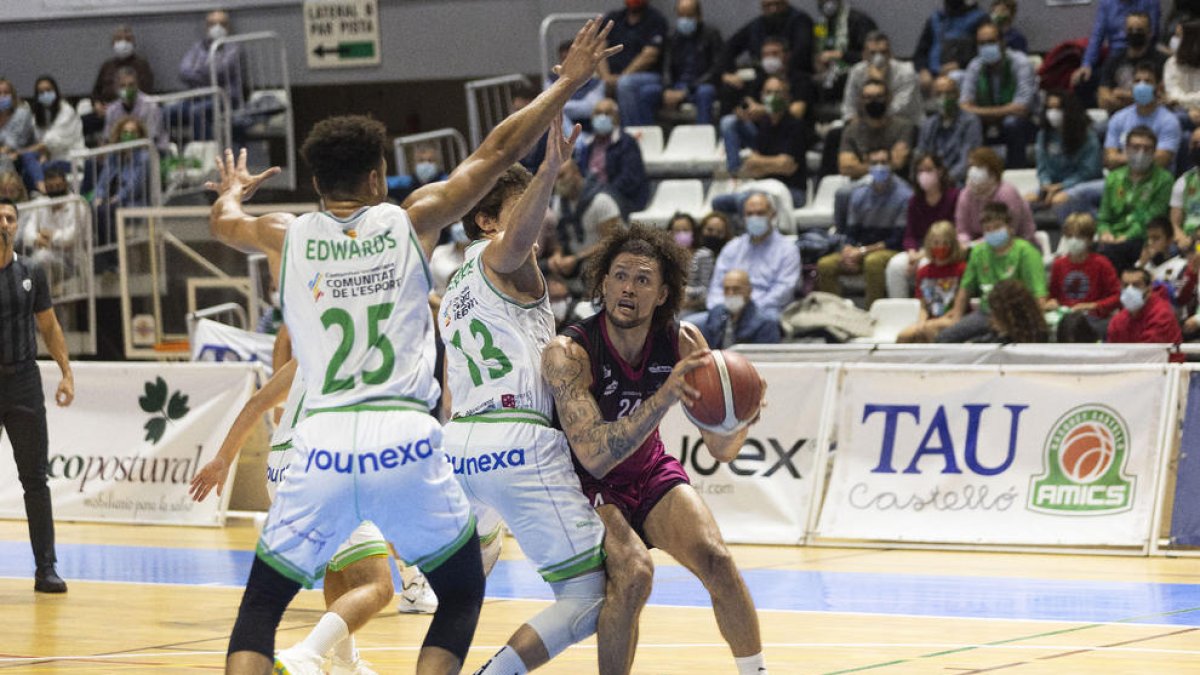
139, 378, 191, 444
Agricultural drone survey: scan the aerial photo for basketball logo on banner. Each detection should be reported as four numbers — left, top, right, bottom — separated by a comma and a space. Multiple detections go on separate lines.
1028, 405, 1135, 514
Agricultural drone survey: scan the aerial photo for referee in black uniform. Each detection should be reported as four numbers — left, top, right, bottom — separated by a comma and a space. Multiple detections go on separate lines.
0, 197, 74, 593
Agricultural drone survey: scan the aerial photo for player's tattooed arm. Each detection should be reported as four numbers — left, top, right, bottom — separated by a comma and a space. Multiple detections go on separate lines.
543, 336, 706, 478
679, 322, 755, 462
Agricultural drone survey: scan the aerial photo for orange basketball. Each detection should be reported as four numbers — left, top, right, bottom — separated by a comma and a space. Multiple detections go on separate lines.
1060, 423, 1115, 483
683, 350, 763, 433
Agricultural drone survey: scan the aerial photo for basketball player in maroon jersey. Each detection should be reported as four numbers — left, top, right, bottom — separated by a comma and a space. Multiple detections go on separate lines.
542, 224, 769, 675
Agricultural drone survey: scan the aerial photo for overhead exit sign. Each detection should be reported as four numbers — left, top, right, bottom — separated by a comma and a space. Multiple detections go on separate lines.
304, 0, 381, 69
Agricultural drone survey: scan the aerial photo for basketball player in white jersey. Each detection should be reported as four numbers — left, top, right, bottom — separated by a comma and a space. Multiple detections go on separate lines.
207, 19, 621, 675
439, 116, 606, 675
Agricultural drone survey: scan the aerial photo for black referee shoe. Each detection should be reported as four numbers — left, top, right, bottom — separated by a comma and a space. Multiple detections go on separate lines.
34, 565, 67, 593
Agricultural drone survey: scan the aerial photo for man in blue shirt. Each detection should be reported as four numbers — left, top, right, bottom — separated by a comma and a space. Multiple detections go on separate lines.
651, 0, 723, 125
960, 20, 1038, 168
1072, 0, 1162, 87
699, 269, 782, 347
573, 98, 650, 215
913, 0, 990, 96
600, 0, 669, 126
706, 192, 801, 319
817, 146, 913, 304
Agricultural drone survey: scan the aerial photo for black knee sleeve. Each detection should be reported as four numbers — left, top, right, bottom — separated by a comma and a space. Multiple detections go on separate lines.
421, 530, 485, 662
227, 556, 302, 658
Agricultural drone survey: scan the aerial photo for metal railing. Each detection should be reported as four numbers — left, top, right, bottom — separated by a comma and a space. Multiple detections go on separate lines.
69, 138, 162, 265
392, 128, 469, 177
465, 74, 530, 150
151, 87, 231, 200
15, 195, 97, 355
538, 13, 596, 88
210, 31, 296, 191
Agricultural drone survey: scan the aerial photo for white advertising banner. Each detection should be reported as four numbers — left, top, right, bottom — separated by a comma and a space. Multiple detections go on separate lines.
817, 365, 1168, 547
191, 318, 275, 375
0, 362, 257, 526
660, 363, 832, 545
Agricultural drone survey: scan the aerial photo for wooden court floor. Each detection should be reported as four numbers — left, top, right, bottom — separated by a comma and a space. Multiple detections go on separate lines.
1, 520, 1199, 673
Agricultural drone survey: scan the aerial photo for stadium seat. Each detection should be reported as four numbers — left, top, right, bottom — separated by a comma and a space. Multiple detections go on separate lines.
1086, 108, 1109, 135
793, 174, 848, 231
629, 179, 705, 228
1003, 168, 1039, 197
849, 298, 922, 344
626, 125, 664, 166
705, 177, 736, 208
646, 125, 720, 177
1034, 230, 1056, 267
183, 141, 220, 184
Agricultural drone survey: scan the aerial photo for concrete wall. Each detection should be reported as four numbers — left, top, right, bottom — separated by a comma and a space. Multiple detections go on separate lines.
0, 0, 1114, 96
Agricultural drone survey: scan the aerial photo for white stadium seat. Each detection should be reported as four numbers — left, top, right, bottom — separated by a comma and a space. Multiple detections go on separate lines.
646, 124, 720, 176
1003, 168, 1040, 197
793, 174, 848, 231
629, 179, 705, 228
850, 298, 922, 344
625, 126, 664, 166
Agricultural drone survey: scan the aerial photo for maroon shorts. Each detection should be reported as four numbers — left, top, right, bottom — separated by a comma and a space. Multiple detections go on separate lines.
576, 451, 690, 546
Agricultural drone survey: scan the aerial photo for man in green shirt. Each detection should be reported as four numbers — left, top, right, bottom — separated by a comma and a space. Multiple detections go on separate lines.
937, 201, 1047, 342
1169, 128, 1200, 250
1097, 125, 1174, 271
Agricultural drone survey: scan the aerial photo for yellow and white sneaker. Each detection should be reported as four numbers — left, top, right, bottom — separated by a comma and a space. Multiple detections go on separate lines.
273, 646, 322, 675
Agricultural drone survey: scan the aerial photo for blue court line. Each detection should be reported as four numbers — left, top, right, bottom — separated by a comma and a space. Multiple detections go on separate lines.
2, 540, 1199, 626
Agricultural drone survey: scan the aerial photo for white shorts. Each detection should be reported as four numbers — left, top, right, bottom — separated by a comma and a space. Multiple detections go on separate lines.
258, 408, 474, 588
444, 417, 604, 582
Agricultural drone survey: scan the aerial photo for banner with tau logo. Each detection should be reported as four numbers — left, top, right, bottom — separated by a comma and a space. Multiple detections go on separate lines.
659, 362, 831, 545
817, 365, 1167, 547
0, 362, 257, 526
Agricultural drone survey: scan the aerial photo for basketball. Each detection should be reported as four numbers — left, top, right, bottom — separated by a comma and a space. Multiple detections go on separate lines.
682, 350, 763, 433
1060, 423, 1115, 483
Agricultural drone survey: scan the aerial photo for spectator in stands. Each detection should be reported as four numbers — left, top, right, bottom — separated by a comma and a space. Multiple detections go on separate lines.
669, 212, 716, 313
548, 158, 625, 281
1107, 267, 1183, 343
1164, 20, 1200, 138
887, 154, 960, 299
90, 26, 155, 120
176, 10, 242, 140
843, 32, 922, 127
939, 201, 1047, 342
1165, 0, 1200, 43
428, 221, 469, 313
1097, 125, 1174, 270
574, 98, 649, 215
700, 211, 732, 255
93, 116, 151, 256
1057, 311, 1102, 342
652, 0, 723, 125
548, 274, 593, 330
717, 76, 807, 206
956, 146, 1035, 245
28, 77, 84, 173
599, 0, 669, 127
897, 220, 967, 342
914, 0, 990, 96
707, 192, 800, 319
1104, 62, 1183, 170
1097, 12, 1166, 114
1029, 90, 1103, 218
985, 278, 1049, 343
1072, 0, 1162, 88
818, 146, 912, 304
1137, 216, 1189, 293
0, 79, 43, 196
719, 37, 814, 122
387, 144, 448, 205
544, 41, 605, 132
699, 269, 782, 347
719, 0, 815, 84
1170, 128, 1200, 246
1046, 212, 1121, 337
814, 0, 878, 113
838, 78, 915, 181
22, 168, 87, 287
0, 171, 28, 204
960, 20, 1037, 169
916, 75, 982, 184
989, 0, 1027, 53
103, 68, 166, 153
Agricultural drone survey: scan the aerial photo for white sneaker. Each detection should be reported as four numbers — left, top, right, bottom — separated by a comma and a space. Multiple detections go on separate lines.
273, 646, 323, 675
396, 576, 438, 614
329, 654, 379, 675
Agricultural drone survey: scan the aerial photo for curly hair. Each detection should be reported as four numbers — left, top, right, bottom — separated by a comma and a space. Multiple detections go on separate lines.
462, 164, 532, 240
988, 279, 1047, 344
300, 115, 388, 198
585, 222, 690, 331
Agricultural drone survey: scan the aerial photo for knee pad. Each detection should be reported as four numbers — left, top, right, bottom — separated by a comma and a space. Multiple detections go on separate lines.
526, 570, 606, 659
227, 556, 302, 658
423, 533, 486, 662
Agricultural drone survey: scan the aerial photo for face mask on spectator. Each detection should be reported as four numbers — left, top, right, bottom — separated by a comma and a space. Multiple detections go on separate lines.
1121, 285, 1146, 312
113, 40, 135, 58
37, 91, 56, 107
449, 222, 469, 244
1127, 149, 1154, 173
591, 113, 614, 136
0, 95, 12, 112
978, 43, 1003, 65
1125, 30, 1148, 49
869, 163, 892, 186
941, 95, 958, 116
1171, 35, 1183, 53
1045, 109, 1063, 129
119, 130, 139, 143
966, 165, 992, 191
121, 86, 137, 103
673, 230, 694, 248
1063, 236, 1088, 257
984, 228, 1010, 249
45, 182, 68, 198
625, 0, 648, 9
414, 161, 439, 184
761, 56, 784, 75
864, 99, 887, 119
763, 93, 786, 114
724, 294, 746, 314
1132, 81, 1156, 106
208, 24, 228, 41
991, 13, 1010, 28
551, 299, 570, 322
930, 244, 951, 261
676, 17, 697, 35
870, 52, 888, 70
703, 235, 726, 253
745, 215, 770, 237
917, 170, 940, 192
